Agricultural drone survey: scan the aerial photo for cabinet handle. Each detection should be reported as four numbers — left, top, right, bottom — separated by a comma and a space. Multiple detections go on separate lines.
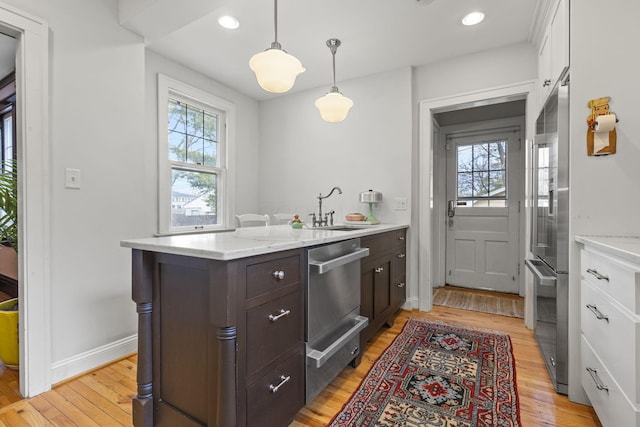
398, 236, 405, 241
375, 267, 384, 273
350, 346, 359, 356
586, 304, 609, 322
268, 375, 291, 394
586, 268, 609, 282
397, 253, 406, 258
543, 78, 552, 87
268, 309, 291, 322
586, 367, 609, 392
397, 282, 405, 288
272, 270, 285, 280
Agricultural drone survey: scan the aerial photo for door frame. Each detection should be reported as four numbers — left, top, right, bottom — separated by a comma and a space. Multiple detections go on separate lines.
418, 81, 536, 328
0, 4, 51, 396
441, 117, 524, 293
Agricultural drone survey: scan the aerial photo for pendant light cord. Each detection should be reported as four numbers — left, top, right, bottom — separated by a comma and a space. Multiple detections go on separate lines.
273, 0, 278, 44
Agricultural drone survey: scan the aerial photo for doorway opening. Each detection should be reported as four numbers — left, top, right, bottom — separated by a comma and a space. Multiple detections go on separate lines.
418, 81, 535, 327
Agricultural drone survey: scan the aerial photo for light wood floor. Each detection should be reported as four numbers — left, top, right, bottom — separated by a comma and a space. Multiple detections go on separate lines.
0, 307, 601, 426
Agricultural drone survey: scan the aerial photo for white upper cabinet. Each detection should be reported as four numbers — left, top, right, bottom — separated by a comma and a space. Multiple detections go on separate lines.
538, 0, 569, 107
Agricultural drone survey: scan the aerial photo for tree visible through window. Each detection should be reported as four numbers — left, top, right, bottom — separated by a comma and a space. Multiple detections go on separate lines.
456, 140, 507, 207
167, 98, 223, 229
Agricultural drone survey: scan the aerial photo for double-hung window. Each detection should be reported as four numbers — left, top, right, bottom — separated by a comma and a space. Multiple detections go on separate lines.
158, 74, 235, 234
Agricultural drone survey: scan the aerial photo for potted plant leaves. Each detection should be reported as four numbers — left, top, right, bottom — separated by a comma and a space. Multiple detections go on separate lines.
0, 160, 18, 369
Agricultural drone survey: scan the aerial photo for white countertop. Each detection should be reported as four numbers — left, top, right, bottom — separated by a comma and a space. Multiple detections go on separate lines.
575, 235, 640, 265
121, 223, 409, 261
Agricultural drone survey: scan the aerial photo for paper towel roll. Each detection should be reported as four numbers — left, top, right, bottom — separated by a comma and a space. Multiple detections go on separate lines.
593, 114, 616, 152
594, 114, 617, 133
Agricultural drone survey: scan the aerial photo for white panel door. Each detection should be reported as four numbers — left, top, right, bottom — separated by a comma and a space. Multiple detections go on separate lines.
445, 128, 521, 293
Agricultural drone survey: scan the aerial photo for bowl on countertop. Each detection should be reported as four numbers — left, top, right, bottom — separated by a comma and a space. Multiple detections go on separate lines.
345, 213, 366, 221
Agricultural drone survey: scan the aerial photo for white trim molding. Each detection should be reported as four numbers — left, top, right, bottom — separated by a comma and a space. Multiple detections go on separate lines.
0, 2, 51, 397
50, 335, 138, 385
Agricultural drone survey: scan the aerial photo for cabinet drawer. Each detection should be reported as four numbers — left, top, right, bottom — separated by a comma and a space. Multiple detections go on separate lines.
582, 336, 640, 427
581, 248, 640, 315
247, 289, 302, 376
581, 280, 640, 403
246, 255, 300, 301
361, 229, 406, 259
247, 349, 305, 427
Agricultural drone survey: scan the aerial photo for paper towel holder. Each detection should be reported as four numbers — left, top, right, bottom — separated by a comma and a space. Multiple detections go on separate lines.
586, 96, 618, 156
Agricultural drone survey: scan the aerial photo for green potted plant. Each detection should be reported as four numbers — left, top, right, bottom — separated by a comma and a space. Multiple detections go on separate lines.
0, 160, 18, 369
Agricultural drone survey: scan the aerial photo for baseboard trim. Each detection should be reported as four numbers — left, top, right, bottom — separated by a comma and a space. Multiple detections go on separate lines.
51, 334, 137, 385
402, 296, 421, 311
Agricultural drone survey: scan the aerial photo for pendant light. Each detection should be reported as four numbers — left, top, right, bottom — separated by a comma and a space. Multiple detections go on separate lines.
315, 39, 353, 123
249, 0, 305, 93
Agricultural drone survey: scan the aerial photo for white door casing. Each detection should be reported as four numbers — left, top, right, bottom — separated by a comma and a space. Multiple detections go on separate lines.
0, 3, 51, 397
445, 126, 522, 293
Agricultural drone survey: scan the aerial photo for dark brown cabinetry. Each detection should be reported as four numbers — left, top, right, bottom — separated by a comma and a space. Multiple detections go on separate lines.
359, 229, 407, 348
130, 248, 304, 427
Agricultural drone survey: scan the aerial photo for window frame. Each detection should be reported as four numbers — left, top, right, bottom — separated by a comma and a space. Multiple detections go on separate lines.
157, 74, 236, 235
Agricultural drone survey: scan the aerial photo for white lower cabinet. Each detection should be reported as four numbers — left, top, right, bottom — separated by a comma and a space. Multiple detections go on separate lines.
578, 237, 640, 427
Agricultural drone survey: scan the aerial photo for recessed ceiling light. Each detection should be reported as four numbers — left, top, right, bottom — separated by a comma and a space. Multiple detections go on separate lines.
462, 11, 485, 26
218, 15, 240, 30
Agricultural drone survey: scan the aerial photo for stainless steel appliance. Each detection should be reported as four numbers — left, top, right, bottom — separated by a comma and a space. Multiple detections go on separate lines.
525, 76, 569, 395
305, 238, 369, 402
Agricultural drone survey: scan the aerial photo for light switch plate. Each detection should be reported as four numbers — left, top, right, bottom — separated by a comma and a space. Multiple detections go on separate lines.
395, 198, 407, 210
65, 168, 81, 189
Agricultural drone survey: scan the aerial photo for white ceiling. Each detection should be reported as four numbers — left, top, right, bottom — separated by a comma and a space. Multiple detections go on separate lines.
126, 0, 544, 101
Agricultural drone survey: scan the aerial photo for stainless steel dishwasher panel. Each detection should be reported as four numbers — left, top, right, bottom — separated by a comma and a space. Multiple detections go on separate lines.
306, 239, 369, 344
305, 238, 369, 402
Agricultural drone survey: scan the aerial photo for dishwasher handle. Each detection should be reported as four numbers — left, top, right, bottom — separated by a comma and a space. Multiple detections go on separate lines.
309, 247, 370, 274
306, 315, 368, 368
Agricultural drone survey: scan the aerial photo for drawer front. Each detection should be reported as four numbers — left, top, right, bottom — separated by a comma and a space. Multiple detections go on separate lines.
361, 229, 406, 259
582, 336, 640, 427
581, 248, 640, 315
247, 289, 303, 376
246, 255, 300, 301
581, 280, 640, 403
247, 349, 305, 427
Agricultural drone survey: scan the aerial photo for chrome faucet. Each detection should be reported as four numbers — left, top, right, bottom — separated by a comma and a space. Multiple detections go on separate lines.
310, 186, 342, 227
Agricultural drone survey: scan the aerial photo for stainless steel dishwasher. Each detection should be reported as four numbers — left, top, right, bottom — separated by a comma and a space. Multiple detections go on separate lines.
305, 238, 369, 402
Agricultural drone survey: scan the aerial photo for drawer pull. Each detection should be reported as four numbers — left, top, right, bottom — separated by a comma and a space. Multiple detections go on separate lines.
398, 236, 405, 241
586, 304, 609, 322
272, 270, 285, 280
397, 282, 406, 288
586, 268, 609, 282
397, 253, 406, 259
375, 267, 384, 273
268, 375, 291, 394
268, 309, 291, 322
350, 346, 359, 356
586, 367, 609, 392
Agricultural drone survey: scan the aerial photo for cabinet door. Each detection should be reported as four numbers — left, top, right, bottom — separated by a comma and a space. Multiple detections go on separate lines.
538, 31, 552, 104
550, 0, 569, 83
373, 258, 392, 319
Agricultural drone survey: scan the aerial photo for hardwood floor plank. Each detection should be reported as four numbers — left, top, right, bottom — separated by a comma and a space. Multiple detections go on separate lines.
55, 384, 126, 427
65, 379, 131, 426
29, 395, 77, 426
39, 389, 102, 427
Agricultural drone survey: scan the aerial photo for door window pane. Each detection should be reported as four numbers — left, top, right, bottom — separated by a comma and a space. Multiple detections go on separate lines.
456, 139, 508, 206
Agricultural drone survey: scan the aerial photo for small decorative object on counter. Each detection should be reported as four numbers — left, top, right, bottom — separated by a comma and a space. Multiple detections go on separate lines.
359, 190, 382, 223
291, 214, 303, 229
346, 213, 365, 221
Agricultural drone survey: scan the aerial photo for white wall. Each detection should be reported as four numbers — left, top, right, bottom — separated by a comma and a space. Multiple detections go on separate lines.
414, 42, 537, 101
5, 0, 145, 378
258, 67, 412, 225
567, 0, 640, 403
144, 50, 261, 218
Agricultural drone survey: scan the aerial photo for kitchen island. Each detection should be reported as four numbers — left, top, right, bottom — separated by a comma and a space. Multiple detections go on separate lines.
121, 223, 408, 427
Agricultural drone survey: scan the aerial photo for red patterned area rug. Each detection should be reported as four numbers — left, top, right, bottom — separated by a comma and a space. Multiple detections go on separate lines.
329, 319, 521, 427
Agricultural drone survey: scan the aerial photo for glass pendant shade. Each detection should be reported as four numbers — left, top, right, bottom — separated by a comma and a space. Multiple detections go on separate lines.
315, 90, 353, 123
249, 47, 305, 93
316, 39, 353, 123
